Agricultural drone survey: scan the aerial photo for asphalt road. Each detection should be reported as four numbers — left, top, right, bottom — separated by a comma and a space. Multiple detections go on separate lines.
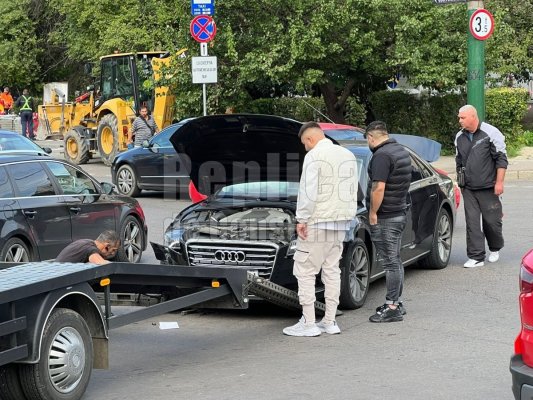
47, 148, 528, 399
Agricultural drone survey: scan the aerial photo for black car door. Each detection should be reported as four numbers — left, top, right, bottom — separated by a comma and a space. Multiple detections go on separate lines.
6, 161, 72, 260
44, 161, 117, 241
136, 125, 189, 190
0, 166, 31, 261
403, 154, 439, 260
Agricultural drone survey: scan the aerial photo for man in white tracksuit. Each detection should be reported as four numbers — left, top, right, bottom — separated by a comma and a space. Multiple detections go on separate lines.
283, 122, 358, 337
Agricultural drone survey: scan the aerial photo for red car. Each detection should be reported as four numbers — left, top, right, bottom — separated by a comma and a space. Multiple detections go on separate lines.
511, 249, 533, 399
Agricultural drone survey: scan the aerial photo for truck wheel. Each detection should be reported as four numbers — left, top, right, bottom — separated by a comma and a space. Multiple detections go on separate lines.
418, 208, 453, 270
0, 365, 25, 400
19, 308, 93, 400
116, 215, 144, 263
116, 164, 141, 197
96, 114, 119, 166
1, 237, 31, 262
339, 238, 370, 310
64, 128, 90, 165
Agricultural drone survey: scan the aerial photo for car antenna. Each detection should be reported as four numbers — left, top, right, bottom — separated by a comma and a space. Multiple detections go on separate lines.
298, 97, 334, 123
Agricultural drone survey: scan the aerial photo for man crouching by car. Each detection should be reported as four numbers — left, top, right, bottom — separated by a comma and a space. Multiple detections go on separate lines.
283, 122, 358, 337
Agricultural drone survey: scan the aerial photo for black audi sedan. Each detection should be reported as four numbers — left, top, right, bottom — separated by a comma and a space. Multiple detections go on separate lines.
0, 154, 147, 263
161, 114, 456, 310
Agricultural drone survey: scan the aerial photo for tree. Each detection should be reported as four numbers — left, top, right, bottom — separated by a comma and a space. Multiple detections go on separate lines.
0, 0, 40, 92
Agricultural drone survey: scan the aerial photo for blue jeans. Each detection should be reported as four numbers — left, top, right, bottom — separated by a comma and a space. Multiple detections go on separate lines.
370, 215, 407, 304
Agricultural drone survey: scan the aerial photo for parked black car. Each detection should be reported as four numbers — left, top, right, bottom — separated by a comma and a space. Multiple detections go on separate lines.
0, 130, 52, 156
162, 114, 456, 309
111, 120, 192, 197
0, 154, 148, 263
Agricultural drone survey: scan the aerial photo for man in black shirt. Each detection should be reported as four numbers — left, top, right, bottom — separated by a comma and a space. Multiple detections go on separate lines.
56, 231, 120, 264
364, 121, 412, 323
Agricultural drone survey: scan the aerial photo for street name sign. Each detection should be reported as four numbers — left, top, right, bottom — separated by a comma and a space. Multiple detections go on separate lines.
192, 56, 218, 84
469, 9, 495, 40
191, 0, 214, 16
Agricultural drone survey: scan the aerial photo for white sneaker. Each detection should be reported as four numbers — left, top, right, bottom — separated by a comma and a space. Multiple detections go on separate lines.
283, 317, 321, 337
317, 320, 341, 335
488, 251, 500, 263
463, 259, 485, 268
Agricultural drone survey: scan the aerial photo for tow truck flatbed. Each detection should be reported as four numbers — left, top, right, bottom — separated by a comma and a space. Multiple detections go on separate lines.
0, 259, 331, 400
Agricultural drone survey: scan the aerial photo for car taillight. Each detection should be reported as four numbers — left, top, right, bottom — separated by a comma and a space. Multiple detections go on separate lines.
520, 249, 533, 293
515, 334, 524, 355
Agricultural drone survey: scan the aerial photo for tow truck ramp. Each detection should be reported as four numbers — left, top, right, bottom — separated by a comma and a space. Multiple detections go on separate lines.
0, 259, 334, 400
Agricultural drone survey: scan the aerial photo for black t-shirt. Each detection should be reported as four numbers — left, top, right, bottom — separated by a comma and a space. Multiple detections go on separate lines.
55, 239, 99, 263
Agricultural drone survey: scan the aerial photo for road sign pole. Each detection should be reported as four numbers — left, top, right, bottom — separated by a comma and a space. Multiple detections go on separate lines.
202, 83, 207, 116
467, 1, 485, 120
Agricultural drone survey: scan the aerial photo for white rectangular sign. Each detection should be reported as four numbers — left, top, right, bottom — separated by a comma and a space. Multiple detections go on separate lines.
192, 56, 218, 84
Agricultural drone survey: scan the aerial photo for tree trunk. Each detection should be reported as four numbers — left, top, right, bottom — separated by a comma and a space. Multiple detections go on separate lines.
319, 78, 356, 124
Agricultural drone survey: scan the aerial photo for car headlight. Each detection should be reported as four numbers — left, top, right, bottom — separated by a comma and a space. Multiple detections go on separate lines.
163, 228, 184, 251
286, 239, 298, 257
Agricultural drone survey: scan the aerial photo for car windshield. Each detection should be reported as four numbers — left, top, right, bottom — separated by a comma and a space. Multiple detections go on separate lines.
0, 134, 45, 153
214, 157, 367, 201
216, 181, 300, 201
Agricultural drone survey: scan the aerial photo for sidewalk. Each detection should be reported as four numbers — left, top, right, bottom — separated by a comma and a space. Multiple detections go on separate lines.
431, 147, 533, 181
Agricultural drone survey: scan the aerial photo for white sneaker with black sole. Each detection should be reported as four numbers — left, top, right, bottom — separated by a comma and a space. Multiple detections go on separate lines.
316, 320, 341, 334
283, 317, 321, 337
464, 258, 484, 268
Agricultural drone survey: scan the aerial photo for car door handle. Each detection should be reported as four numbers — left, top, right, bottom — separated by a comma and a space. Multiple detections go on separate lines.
429, 194, 437, 200
70, 207, 81, 214
23, 210, 37, 218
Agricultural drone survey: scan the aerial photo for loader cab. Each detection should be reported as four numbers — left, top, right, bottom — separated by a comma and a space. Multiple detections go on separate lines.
98, 52, 165, 114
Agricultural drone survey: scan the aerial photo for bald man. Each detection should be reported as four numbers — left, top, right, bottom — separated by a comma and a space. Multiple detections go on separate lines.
282, 122, 358, 337
455, 105, 508, 268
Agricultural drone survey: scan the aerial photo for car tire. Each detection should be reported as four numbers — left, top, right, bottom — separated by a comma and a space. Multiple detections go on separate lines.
19, 308, 93, 400
0, 365, 25, 400
418, 208, 453, 270
0, 237, 32, 262
339, 238, 371, 310
116, 215, 144, 263
96, 114, 119, 166
116, 164, 141, 197
64, 127, 90, 165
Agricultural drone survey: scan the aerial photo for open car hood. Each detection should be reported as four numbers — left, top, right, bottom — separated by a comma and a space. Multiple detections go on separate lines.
170, 114, 309, 194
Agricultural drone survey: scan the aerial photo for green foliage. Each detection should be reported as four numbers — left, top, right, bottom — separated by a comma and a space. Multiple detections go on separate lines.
369, 90, 466, 151
370, 88, 530, 153
523, 131, 533, 147
485, 88, 529, 144
0, 0, 40, 89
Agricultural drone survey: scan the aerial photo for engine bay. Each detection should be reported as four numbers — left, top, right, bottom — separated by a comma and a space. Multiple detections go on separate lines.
180, 207, 296, 242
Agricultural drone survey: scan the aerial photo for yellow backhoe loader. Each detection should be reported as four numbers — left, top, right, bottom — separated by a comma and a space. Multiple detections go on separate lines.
38, 50, 184, 165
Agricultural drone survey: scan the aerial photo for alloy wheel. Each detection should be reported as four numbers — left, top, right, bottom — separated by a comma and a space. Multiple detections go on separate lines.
349, 245, 369, 302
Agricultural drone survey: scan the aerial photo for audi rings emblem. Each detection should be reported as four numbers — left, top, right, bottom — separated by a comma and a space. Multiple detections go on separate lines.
214, 250, 246, 263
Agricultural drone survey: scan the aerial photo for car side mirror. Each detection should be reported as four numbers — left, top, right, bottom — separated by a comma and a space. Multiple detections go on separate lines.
43, 147, 52, 154
100, 182, 115, 195
142, 140, 150, 148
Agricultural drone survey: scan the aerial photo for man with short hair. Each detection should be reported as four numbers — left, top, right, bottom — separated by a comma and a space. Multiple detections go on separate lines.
55, 230, 121, 264
14, 89, 35, 139
128, 106, 159, 148
366, 121, 411, 323
283, 122, 358, 337
455, 104, 507, 268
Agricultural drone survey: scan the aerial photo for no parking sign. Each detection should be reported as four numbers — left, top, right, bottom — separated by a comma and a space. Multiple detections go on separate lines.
190, 15, 217, 43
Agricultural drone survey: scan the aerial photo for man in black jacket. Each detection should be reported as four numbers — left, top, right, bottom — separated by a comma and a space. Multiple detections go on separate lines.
365, 121, 412, 323
455, 105, 508, 268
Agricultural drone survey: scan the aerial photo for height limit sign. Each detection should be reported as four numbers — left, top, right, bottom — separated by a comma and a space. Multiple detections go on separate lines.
192, 56, 218, 84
